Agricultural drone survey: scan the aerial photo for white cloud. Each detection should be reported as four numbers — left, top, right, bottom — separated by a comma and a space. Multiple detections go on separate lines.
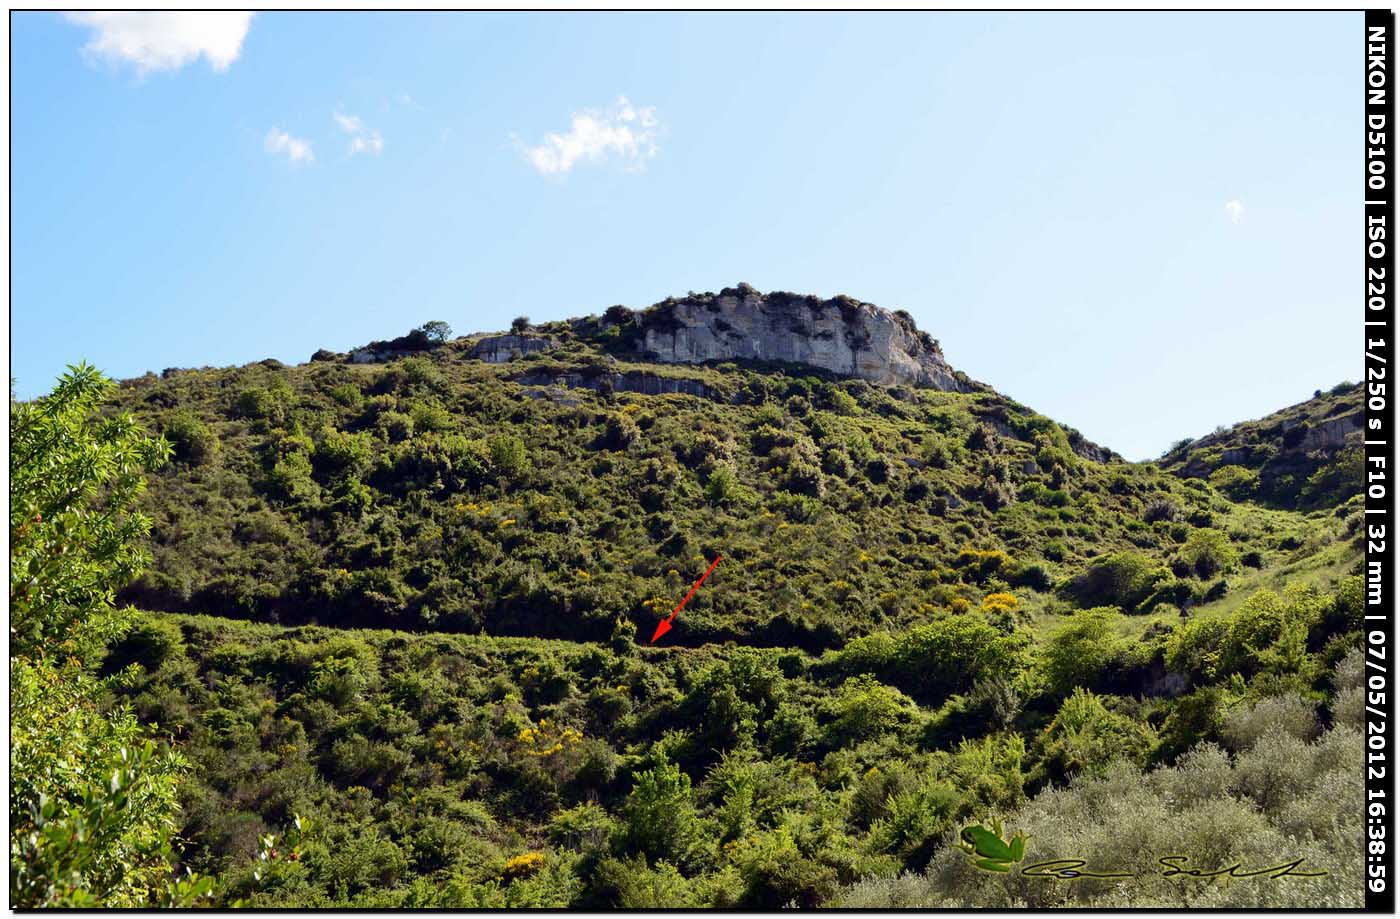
351, 133, 384, 156
520, 96, 660, 176
62, 11, 254, 74
335, 111, 383, 156
333, 112, 363, 134
264, 128, 314, 164
1225, 199, 1245, 225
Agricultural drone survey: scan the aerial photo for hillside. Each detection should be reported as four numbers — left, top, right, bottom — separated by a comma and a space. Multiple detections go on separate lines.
1159, 381, 1363, 509
117, 292, 1347, 645
85, 286, 1366, 907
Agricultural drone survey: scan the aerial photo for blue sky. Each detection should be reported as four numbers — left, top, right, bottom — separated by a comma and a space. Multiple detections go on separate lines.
11, 11, 1359, 459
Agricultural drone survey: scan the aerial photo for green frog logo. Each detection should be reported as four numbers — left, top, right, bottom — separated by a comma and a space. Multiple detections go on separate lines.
959, 818, 1029, 873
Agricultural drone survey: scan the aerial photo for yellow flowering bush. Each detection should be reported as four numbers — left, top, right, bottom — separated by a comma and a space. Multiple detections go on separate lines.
981, 592, 1019, 615
501, 851, 546, 879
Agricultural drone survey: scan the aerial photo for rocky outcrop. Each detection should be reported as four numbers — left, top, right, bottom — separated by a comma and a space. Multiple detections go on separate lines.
1300, 412, 1363, 451
513, 369, 721, 401
1178, 411, 1364, 479
631, 285, 970, 391
466, 334, 559, 364
336, 333, 558, 366
349, 346, 410, 364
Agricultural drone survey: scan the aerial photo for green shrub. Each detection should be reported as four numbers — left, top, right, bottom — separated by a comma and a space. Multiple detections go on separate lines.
1142, 498, 1180, 523
619, 763, 701, 865
828, 616, 1027, 705
824, 675, 917, 746
376, 410, 415, 442
488, 434, 528, 480
705, 465, 741, 506
1209, 464, 1258, 498
866, 778, 962, 868
604, 413, 640, 450
1039, 689, 1157, 780
1303, 447, 1363, 506
1175, 528, 1238, 579
329, 383, 364, 408
585, 855, 699, 908
684, 649, 786, 751
395, 357, 443, 388
270, 451, 318, 502
1064, 552, 1164, 610
315, 427, 375, 478
409, 401, 454, 434
1166, 584, 1325, 686
235, 384, 292, 423
162, 410, 220, 465
1041, 607, 1135, 698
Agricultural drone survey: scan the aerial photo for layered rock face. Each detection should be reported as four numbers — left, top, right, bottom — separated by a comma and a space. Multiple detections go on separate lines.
632, 286, 969, 391
466, 334, 558, 364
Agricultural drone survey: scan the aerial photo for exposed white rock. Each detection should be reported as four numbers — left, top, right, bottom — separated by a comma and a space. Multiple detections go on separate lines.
466, 334, 558, 364
633, 286, 968, 391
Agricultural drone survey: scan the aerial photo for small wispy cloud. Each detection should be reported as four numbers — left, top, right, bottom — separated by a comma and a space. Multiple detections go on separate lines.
519, 96, 660, 176
335, 111, 383, 156
62, 11, 254, 74
264, 128, 314, 164
333, 112, 363, 134
1225, 199, 1245, 225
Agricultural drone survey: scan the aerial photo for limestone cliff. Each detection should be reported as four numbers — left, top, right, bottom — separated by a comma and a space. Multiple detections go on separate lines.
624, 284, 972, 392
464, 334, 558, 364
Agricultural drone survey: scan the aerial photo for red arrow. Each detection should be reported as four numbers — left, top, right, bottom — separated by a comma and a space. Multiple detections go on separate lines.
651, 555, 722, 643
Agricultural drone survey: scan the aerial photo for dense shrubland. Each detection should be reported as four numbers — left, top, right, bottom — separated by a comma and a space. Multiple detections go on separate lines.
113, 338, 1361, 651
103, 565, 1362, 907
15, 337, 1367, 908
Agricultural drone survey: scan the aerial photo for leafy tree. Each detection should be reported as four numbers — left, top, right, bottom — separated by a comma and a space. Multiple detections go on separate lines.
10, 364, 212, 906
419, 320, 453, 344
511, 316, 531, 334
11, 364, 171, 658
